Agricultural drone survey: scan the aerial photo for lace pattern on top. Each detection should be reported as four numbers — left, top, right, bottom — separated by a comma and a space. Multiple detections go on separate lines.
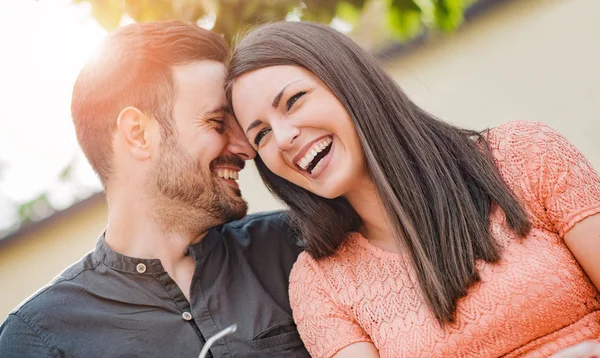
289, 121, 600, 358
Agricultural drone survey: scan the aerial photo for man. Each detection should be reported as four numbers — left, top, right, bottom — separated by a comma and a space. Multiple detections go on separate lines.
0, 21, 309, 357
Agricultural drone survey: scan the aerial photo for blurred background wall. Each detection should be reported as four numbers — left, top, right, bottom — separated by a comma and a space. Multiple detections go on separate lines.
1, 0, 598, 319
384, 0, 599, 170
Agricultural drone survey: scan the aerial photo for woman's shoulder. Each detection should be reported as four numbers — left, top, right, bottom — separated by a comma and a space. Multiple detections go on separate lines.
484, 120, 568, 173
484, 120, 600, 231
486, 120, 553, 150
290, 233, 367, 284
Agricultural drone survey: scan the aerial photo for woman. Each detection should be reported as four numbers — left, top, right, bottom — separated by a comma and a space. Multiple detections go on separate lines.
226, 22, 600, 357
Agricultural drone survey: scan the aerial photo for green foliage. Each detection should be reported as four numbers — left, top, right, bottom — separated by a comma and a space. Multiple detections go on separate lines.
335, 1, 363, 25
11, 159, 79, 231
17, 193, 55, 225
75, 0, 471, 44
432, 0, 467, 32
387, 0, 423, 41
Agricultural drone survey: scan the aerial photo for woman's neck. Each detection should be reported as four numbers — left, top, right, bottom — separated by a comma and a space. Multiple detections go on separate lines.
344, 177, 400, 254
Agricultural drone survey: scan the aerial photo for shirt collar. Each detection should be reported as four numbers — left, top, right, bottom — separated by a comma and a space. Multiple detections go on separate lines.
92, 233, 165, 274
187, 226, 223, 259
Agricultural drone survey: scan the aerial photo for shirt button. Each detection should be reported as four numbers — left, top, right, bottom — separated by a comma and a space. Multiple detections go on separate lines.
136, 263, 146, 273
182, 312, 193, 321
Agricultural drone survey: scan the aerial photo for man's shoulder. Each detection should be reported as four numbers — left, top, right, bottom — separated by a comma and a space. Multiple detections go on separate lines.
0, 251, 98, 355
10, 251, 98, 318
225, 210, 289, 227
217, 210, 303, 251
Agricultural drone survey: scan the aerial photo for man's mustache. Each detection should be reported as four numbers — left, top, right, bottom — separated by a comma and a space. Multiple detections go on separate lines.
210, 155, 245, 171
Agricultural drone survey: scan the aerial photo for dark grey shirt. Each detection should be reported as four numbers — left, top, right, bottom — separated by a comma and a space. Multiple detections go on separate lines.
0, 211, 309, 357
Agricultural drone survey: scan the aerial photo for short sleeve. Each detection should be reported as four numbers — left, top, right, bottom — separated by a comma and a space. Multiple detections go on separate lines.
493, 121, 600, 237
289, 253, 372, 358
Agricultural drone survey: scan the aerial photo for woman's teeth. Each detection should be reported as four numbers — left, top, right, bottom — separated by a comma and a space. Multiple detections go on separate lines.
216, 169, 239, 180
312, 157, 326, 173
297, 137, 333, 170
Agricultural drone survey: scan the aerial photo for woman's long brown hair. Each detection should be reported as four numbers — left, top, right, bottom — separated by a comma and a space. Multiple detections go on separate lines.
226, 21, 531, 325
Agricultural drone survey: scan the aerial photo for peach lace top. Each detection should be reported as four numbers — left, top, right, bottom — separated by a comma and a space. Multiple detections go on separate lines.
289, 121, 600, 358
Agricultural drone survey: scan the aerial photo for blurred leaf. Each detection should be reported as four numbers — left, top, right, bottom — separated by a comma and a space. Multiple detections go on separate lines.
17, 193, 54, 225
171, 0, 208, 22
432, 0, 465, 32
387, 0, 423, 40
76, 0, 475, 44
125, 0, 174, 22
335, 1, 363, 25
214, 0, 296, 43
59, 163, 74, 182
302, 0, 338, 24
89, 0, 124, 31
343, 0, 368, 8
212, 0, 245, 43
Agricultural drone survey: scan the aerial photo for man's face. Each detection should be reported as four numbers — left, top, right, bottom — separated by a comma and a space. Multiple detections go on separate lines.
149, 60, 256, 224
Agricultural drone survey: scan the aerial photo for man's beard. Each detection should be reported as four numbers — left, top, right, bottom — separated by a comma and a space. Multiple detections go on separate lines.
148, 139, 248, 234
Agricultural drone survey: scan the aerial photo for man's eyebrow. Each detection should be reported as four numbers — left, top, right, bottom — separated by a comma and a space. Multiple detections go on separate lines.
198, 105, 226, 118
245, 119, 263, 134
272, 80, 302, 108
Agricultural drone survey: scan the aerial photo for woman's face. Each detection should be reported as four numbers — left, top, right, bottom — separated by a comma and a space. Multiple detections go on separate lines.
231, 65, 368, 199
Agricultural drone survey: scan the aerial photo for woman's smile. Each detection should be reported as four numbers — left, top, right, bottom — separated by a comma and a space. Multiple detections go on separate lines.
231, 65, 369, 199
293, 135, 333, 177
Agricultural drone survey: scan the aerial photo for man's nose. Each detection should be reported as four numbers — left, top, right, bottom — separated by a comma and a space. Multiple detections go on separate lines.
227, 120, 256, 160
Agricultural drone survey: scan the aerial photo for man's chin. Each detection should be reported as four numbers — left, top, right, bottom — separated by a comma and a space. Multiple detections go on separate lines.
228, 198, 248, 221
221, 181, 245, 209
231, 187, 242, 198
214, 193, 247, 223
221, 180, 242, 197
203, 178, 248, 222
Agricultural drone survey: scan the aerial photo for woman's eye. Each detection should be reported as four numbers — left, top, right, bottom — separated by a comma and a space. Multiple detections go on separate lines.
254, 128, 271, 146
286, 91, 306, 111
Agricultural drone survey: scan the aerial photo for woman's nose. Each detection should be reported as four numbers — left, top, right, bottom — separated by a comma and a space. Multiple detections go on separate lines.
273, 121, 300, 151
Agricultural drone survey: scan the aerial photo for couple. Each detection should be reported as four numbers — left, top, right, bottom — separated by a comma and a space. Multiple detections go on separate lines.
1, 20, 600, 358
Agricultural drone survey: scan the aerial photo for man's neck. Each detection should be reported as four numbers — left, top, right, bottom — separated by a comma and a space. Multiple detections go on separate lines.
105, 200, 206, 260
104, 191, 215, 300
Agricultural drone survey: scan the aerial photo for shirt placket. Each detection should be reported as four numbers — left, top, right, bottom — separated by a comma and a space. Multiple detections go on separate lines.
150, 266, 210, 356
188, 247, 233, 358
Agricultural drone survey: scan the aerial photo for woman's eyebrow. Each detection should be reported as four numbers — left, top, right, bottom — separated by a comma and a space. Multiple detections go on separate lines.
245, 80, 304, 134
272, 80, 302, 108
245, 119, 263, 134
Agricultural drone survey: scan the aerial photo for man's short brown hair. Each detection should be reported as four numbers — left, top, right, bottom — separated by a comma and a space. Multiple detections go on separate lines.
71, 21, 228, 186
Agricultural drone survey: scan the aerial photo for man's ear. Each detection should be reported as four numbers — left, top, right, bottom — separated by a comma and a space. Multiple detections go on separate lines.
116, 107, 156, 161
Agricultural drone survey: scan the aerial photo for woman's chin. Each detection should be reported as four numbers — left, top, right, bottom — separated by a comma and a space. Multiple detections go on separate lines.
311, 184, 346, 200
